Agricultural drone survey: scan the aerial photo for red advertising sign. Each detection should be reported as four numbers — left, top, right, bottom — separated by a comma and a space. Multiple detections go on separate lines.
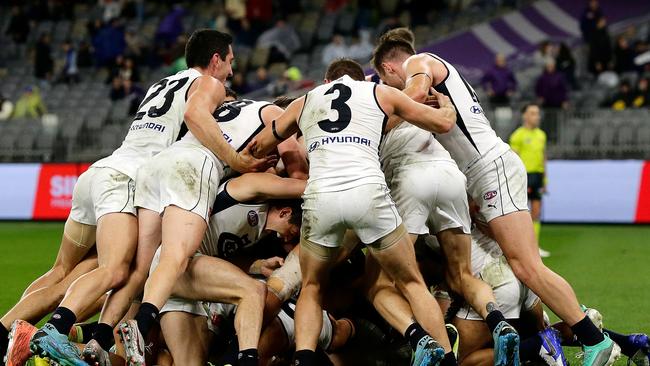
32, 163, 91, 220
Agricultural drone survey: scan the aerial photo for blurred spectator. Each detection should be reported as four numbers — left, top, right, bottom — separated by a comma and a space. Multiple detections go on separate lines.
119, 57, 141, 83
6, 6, 30, 45
535, 61, 569, 109
124, 27, 144, 60
604, 80, 634, 110
233, 18, 257, 47
58, 40, 79, 84
533, 41, 556, 68
124, 79, 145, 115
249, 67, 271, 91
246, 0, 273, 31
100, 0, 123, 22
481, 54, 516, 106
556, 42, 577, 89
580, 0, 602, 42
12, 87, 46, 118
257, 20, 301, 63
348, 30, 374, 62
375, 16, 403, 40
322, 35, 348, 66
588, 17, 612, 75
93, 18, 126, 67
156, 6, 186, 48
632, 77, 650, 108
169, 56, 187, 74
110, 77, 125, 100
614, 36, 636, 74
77, 40, 94, 68
0, 94, 14, 121
34, 33, 54, 84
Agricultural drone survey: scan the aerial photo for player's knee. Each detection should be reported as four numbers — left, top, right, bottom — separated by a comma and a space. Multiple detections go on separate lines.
238, 277, 266, 305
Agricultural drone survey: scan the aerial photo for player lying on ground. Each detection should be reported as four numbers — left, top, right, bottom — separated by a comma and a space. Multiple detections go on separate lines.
372, 27, 620, 366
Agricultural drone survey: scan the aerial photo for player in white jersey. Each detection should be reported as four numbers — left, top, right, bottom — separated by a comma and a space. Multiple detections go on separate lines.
250, 59, 458, 366
376, 118, 521, 366
371, 27, 620, 366
7, 29, 269, 366
144, 172, 304, 366
119, 87, 303, 365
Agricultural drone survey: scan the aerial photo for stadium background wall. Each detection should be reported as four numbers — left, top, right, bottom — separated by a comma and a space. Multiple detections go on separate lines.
0, 161, 649, 223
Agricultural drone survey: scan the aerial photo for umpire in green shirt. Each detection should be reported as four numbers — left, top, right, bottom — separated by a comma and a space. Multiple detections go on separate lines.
509, 103, 550, 257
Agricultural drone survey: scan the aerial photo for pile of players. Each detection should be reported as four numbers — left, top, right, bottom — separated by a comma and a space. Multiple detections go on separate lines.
2, 28, 648, 366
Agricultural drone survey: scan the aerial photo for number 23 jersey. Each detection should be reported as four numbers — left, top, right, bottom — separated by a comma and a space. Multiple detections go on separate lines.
93, 68, 202, 179
300, 75, 388, 194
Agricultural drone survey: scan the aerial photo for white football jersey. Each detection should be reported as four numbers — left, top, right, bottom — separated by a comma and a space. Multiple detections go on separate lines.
200, 180, 268, 258
300, 75, 387, 194
177, 99, 270, 169
93, 68, 202, 179
380, 122, 455, 182
426, 53, 509, 173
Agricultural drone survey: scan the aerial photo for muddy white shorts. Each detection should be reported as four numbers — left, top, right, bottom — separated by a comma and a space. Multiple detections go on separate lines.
388, 161, 471, 235
301, 183, 402, 247
466, 150, 528, 223
69, 167, 136, 225
456, 256, 539, 320
135, 144, 224, 222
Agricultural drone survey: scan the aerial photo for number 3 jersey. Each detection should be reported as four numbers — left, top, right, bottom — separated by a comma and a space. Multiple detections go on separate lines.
93, 68, 202, 179
300, 75, 388, 194
200, 180, 269, 259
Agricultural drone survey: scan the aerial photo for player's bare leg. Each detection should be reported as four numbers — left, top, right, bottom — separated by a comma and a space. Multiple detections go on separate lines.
365, 251, 452, 359
171, 255, 266, 351
490, 211, 620, 365
23, 219, 95, 297
368, 230, 451, 365
453, 317, 493, 366
437, 228, 500, 320
84, 208, 162, 363
293, 239, 338, 364
259, 318, 291, 364
159, 311, 210, 366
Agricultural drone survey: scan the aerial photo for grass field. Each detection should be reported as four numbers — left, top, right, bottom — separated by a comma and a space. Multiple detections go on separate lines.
0, 222, 648, 365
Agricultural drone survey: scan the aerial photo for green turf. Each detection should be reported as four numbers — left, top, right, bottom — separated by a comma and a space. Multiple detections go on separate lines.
0, 222, 648, 365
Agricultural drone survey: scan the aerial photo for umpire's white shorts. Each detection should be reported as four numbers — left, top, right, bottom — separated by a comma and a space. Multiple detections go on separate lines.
388, 160, 471, 235
466, 149, 528, 223
69, 167, 136, 225
135, 144, 223, 223
456, 256, 539, 321
301, 183, 402, 247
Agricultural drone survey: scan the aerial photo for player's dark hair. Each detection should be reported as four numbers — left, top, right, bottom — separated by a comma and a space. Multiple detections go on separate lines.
224, 86, 238, 100
185, 29, 233, 68
273, 96, 297, 109
521, 103, 539, 114
372, 27, 416, 74
325, 58, 365, 81
270, 199, 303, 227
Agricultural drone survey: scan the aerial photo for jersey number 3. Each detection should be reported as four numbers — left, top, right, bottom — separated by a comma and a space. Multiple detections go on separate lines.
318, 84, 352, 133
134, 77, 189, 121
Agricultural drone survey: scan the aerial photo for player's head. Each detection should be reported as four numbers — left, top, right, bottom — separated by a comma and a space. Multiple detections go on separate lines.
324, 58, 365, 82
273, 96, 297, 109
266, 199, 302, 243
186, 29, 234, 82
521, 103, 541, 128
224, 86, 238, 102
372, 27, 416, 89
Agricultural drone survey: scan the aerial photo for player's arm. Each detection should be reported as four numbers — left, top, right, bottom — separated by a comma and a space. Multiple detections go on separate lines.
184, 76, 272, 173
260, 104, 309, 179
402, 54, 437, 103
250, 97, 304, 158
226, 172, 306, 202
377, 84, 456, 134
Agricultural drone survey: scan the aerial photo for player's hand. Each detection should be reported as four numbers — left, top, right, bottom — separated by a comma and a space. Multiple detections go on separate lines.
232, 143, 278, 173
423, 90, 440, 108
430, 88, 452, 109
260, 257, 285, 277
